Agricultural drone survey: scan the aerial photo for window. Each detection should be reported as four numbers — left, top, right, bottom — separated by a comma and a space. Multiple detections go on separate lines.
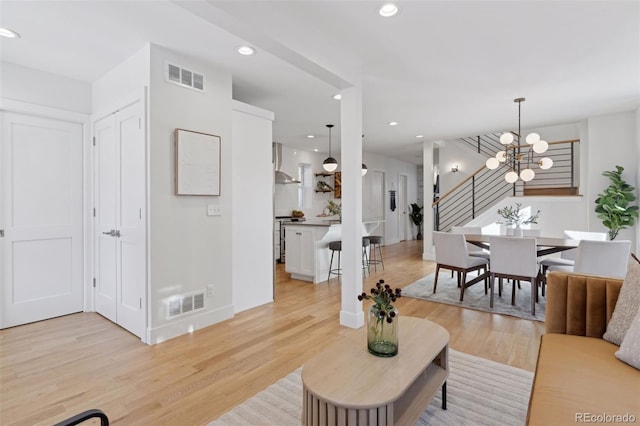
298, 163, 312, 209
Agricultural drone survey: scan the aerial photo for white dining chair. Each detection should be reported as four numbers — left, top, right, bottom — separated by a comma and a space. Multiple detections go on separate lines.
450, 226, 490, 260
433, 231, 489, 302
489, 236, 539, 315
548, 239, 631, 279
540, 230, 607, 280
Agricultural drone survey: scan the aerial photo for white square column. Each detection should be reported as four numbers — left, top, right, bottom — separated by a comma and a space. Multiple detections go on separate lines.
339, 84, 364, 329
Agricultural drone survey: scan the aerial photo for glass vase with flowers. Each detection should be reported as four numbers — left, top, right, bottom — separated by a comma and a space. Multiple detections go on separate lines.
358, 279, 402, 357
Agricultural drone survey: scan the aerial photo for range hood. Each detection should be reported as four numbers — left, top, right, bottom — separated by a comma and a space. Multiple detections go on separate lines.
273, 142, 300, 184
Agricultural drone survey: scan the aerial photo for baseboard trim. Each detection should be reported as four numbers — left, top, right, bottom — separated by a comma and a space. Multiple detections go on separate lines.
146, 304, 234, 345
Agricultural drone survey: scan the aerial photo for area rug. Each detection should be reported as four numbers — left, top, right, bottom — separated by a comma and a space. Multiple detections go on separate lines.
402, 272, 545, 321
209, 350, 534, 426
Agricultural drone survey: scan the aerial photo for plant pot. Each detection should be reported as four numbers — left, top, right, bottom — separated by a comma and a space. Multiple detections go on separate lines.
513, 225, 523, 238
416, 232, 423, 240
367, 304, 399, 357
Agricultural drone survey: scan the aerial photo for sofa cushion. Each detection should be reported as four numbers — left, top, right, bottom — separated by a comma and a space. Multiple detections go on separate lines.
527, 334, 640, 426
604, 254, 640, 345
616, 306, 640, 370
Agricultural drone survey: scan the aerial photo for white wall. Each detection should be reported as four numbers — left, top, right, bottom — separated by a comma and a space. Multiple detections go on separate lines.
438, 139, 486, 195
585, 110, 638, 246
467, 195, 588, 238
1, 61, 92, 113
231, 101, 274, 313
147, 44, 234, 342
92, 46, 150, 115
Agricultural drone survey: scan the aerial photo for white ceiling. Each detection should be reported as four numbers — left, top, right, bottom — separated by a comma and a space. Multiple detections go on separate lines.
1, 1, 638, 164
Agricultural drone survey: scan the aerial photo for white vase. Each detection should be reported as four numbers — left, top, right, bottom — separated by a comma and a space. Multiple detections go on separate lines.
513, 225, 523, 238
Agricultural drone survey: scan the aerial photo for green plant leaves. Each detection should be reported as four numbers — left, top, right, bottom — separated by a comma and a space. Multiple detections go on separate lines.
594, 165, 638, 240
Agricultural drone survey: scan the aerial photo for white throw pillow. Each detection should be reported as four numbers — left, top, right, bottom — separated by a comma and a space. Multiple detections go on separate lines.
603, 254, 640, 345
615, 306, 640, 370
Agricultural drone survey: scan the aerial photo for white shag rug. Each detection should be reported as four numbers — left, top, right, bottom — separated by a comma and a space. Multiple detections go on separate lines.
210, 349, 534, 425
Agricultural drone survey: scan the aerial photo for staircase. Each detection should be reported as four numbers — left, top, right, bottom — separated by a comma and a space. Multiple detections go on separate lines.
433, 134, 580, 232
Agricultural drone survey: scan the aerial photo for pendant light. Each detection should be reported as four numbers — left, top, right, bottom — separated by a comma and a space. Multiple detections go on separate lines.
485, 97, 553, 183
361, 134, 368, 176
323, 124, 338, 172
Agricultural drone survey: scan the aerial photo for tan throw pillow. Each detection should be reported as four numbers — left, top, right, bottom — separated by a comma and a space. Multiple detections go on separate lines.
615, 307, 640, 370
604, 254, 640, 345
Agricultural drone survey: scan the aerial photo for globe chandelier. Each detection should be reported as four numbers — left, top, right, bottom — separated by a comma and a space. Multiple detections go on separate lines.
322, 124, 338, 172
485, 98, 553, 183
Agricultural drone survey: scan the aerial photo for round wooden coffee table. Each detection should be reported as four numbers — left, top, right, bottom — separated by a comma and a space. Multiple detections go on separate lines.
301, 316, 450, 425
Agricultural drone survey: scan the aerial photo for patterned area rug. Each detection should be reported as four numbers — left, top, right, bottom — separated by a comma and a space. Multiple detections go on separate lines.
209, 349, 534, 426
402, 272, 545, 321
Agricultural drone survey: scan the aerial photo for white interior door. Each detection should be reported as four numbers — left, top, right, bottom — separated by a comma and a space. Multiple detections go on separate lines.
399, 174, 408, 241
1, 112, 83, 328
371, 170, 385, 236
93, 99, 146, 339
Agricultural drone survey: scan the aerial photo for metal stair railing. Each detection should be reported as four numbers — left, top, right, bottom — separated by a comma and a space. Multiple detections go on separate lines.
433, 139, 580, 232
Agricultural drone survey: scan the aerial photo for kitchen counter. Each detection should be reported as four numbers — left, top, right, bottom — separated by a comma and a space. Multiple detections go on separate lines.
284, 220, 384, 283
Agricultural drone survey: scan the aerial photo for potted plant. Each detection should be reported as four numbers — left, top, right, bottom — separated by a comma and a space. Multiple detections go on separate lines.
595, 165, 638, 240
496, 203, 540, 237
409, 203, 424, 240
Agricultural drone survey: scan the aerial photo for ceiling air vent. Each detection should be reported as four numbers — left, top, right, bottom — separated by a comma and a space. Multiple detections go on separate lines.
167, 290, 206, 318
166, 62, 205, 93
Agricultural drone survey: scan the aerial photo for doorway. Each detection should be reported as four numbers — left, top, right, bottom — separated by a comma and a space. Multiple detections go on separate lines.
0, 112, 84, 328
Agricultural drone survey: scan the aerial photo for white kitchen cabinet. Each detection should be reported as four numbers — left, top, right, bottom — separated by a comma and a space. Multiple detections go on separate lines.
285, 225, 316, 280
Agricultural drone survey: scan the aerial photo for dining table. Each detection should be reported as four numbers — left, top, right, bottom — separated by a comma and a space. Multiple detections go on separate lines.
464, 234, 580, 257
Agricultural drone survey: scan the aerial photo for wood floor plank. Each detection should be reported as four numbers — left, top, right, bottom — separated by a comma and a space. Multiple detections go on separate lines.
0, 240, 544, 426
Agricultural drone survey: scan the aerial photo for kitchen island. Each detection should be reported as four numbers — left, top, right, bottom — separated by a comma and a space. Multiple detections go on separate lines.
284, 219, 383, 283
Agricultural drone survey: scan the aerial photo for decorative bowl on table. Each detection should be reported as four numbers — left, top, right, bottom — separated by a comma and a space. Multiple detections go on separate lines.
291, 210, 305, 218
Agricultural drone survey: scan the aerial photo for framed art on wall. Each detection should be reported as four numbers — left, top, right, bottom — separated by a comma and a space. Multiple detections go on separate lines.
175, 128, 221, 195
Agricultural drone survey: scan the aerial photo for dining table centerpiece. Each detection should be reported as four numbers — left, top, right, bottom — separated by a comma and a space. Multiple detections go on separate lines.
358, 279, 402, 357
497, 202, 540, 237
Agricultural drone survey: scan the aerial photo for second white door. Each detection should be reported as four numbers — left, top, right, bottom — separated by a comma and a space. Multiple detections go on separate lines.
94, 99, 146, 339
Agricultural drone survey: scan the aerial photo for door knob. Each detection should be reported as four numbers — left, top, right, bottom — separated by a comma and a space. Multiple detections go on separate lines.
102, 229, 119, 237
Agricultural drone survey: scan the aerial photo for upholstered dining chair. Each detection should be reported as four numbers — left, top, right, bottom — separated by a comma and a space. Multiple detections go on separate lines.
547, 239, 631, 279
450, 226, 490, 260
433, 231, 489, 302
489, 236, 539, 315
540, 230, 607, 277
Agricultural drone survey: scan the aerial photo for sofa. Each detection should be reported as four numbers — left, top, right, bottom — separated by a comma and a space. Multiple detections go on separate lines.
526, 272, 640, 425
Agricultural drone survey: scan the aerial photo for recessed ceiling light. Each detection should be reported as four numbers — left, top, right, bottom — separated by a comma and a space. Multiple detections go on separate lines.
379, 3, 399, 17
0, 27, 21, 39
333, 94, 342, 100
314, 148, 319, 152
237, 45, 256, 55
388, 121, 398, 126
416, 135, 424, 138
307, 135, 315, 138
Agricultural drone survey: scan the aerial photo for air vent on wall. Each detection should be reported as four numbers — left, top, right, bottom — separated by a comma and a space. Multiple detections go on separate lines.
166, 62, 205, 92
167, 291, 206, 318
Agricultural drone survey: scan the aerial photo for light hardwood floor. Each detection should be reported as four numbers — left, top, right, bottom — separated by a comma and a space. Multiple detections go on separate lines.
0, 240, 544, 426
